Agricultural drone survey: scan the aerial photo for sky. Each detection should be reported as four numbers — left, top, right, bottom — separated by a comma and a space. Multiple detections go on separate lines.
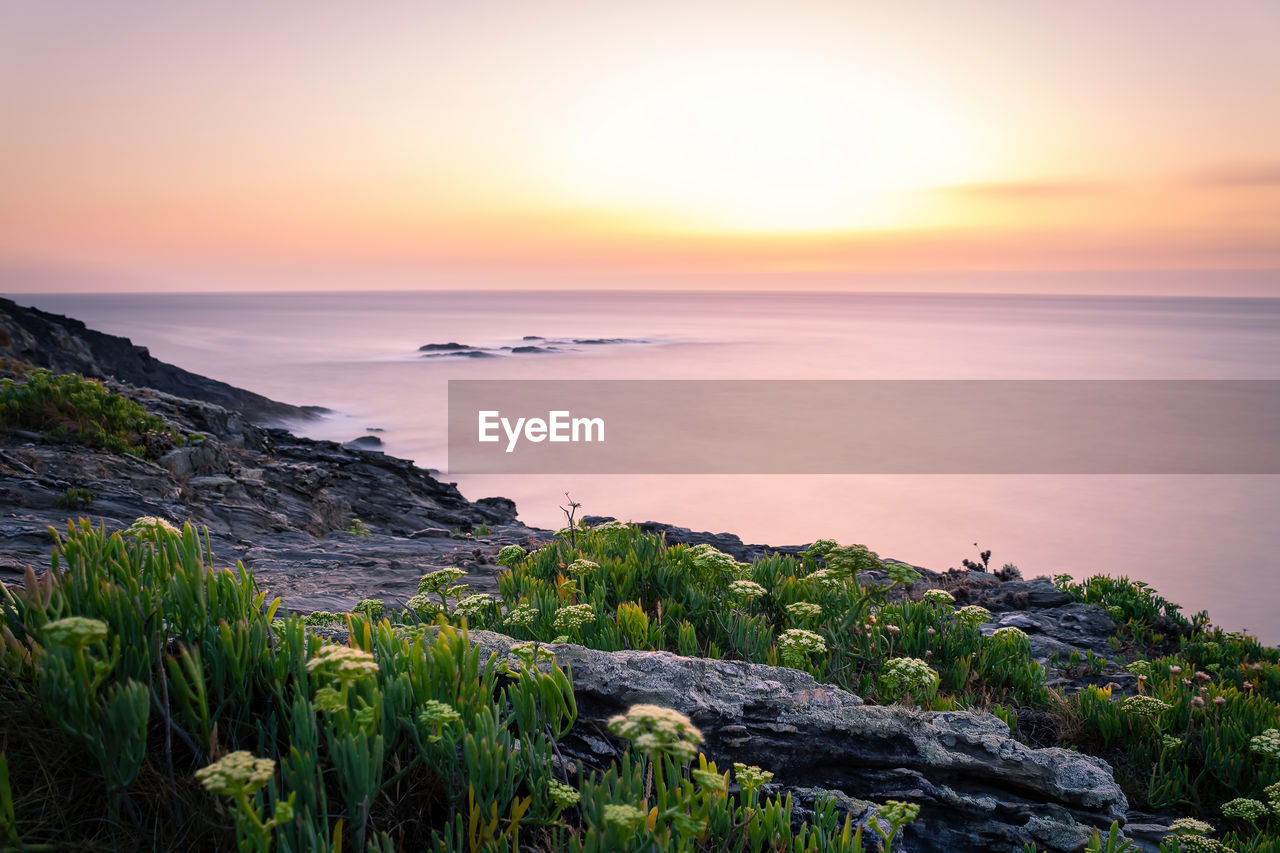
1, 0, 1278, 294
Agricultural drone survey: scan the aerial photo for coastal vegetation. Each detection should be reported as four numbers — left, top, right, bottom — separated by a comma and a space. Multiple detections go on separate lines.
0, 369, 180, 459
1, 518, 1277, 851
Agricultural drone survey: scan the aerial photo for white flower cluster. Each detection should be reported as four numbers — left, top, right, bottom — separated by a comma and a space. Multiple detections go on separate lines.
607, 703, 704, 761
778, 629, 827, 661
1126, 659, 1154, 679
1250, 728, 1280, 759
728, 580, 766, 600
503, 603, 537, 628
306, 644, 379, 684
920, 589, 955, 605
495, 544, 526, 566
565, 559, 599, 577
418, 568, 467, 595
454, 593, 492, 618
122, 515, 180, 543
688, 543, 740, 576
1121, 695, 1171, 717
955, 605, 992, 629
1169, 817, 1214, 836
803, 568, 840, 588
405, 594, 440, 615
194, 751, 276, 797
553, 603, 596, 634
785, 602, 823, 621
417, 699, 461, 728
1221, 797, 1268, 820
880, 657, 939, 697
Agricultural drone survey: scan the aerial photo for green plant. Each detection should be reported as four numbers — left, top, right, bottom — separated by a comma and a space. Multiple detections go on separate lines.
52, 487, 94, 510
347, 518, 371, 537
0, 369, 181, 458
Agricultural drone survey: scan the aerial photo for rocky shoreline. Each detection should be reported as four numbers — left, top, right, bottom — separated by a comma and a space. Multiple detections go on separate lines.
0, 298, 1185, 849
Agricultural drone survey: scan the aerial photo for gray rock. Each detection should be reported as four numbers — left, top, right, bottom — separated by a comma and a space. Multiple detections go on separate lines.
467, 630, 1127, 853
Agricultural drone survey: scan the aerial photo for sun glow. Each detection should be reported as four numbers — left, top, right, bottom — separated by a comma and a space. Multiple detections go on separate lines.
548, 56, 997, 233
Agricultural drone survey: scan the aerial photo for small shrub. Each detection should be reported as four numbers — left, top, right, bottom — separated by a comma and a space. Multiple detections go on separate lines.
52, 487, 94, 510
0, 369, 179, 459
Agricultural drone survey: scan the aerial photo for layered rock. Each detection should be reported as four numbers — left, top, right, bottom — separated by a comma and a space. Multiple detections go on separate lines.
0, 297, 318, 423
469, 630, 1128, 853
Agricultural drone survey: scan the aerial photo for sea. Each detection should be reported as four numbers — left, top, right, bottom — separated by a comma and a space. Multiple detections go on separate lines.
17, 289, 1280, 643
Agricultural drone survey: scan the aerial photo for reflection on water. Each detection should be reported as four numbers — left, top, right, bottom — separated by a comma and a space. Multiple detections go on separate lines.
23, 288, 1280, 640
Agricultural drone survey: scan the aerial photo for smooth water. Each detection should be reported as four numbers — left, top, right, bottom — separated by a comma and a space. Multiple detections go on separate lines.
18, 289, 1280, 641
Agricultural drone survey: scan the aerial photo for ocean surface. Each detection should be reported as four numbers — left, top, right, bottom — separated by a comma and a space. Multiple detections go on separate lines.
17, 289, 1280, 642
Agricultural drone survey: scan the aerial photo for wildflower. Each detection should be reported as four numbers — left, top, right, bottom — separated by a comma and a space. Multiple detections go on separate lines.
955, 605, 991, 629
993, 626, 1029, 641
495, 544, 526, 566
547, 779, 580, 810
1251, 728, 1280, 760
883, 562, 921, 587
804, 568, 840, 588
565, 558, 599, 577
602, 803, 646, 831
1195, 671, 1213, 682
688, 543, 740, 576
122, 515, 180, 543
880, 657, 939, 698
1169, 665, 1183, 676
417, 700, 461, 729
785, 602, 823, 621
405, 594, 440, 615
886, 624, 901, 635
1191, 696, 1206, 708
553, 603, 595, 634
1126, 660, 1153, 679
510, 642, 557, 666
1162, 735, 1183, 750
1106, 605, 1124, 622
1175, 838, 1230, 853
1169, 817, 1214, 836
352, 599, 384, 620
778, 629, 827, 667
733, 763, 774, 796
418, 568, 467, 595
1264, 781, 1280, 803
692, 768, 728, 792
195, 751, 275, 797
876, 800, 920, 825
306, 644, 378, 685
41, 616, 108, 649
454, 593, 492, 618
1121, 695, 1171, 717
1221, 798, 1267, 821
921, 589, 955, 605
728, 580, 766, 600
302, 610, 345, 627
503, 603, 537, 628
607, 704, 703, 761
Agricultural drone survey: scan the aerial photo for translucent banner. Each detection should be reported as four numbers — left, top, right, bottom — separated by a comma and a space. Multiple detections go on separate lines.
447, 380, 1280, 474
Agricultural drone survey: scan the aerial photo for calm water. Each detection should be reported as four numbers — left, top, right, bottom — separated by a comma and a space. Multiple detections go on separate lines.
18, 289, 1280, 642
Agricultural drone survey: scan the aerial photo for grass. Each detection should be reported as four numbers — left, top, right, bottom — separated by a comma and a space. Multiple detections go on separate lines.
0, 369, 181, 459
3, 516, 1278, 852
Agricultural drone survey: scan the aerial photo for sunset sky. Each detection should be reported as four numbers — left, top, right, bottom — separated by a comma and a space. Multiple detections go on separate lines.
2, 1, 1278, 293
